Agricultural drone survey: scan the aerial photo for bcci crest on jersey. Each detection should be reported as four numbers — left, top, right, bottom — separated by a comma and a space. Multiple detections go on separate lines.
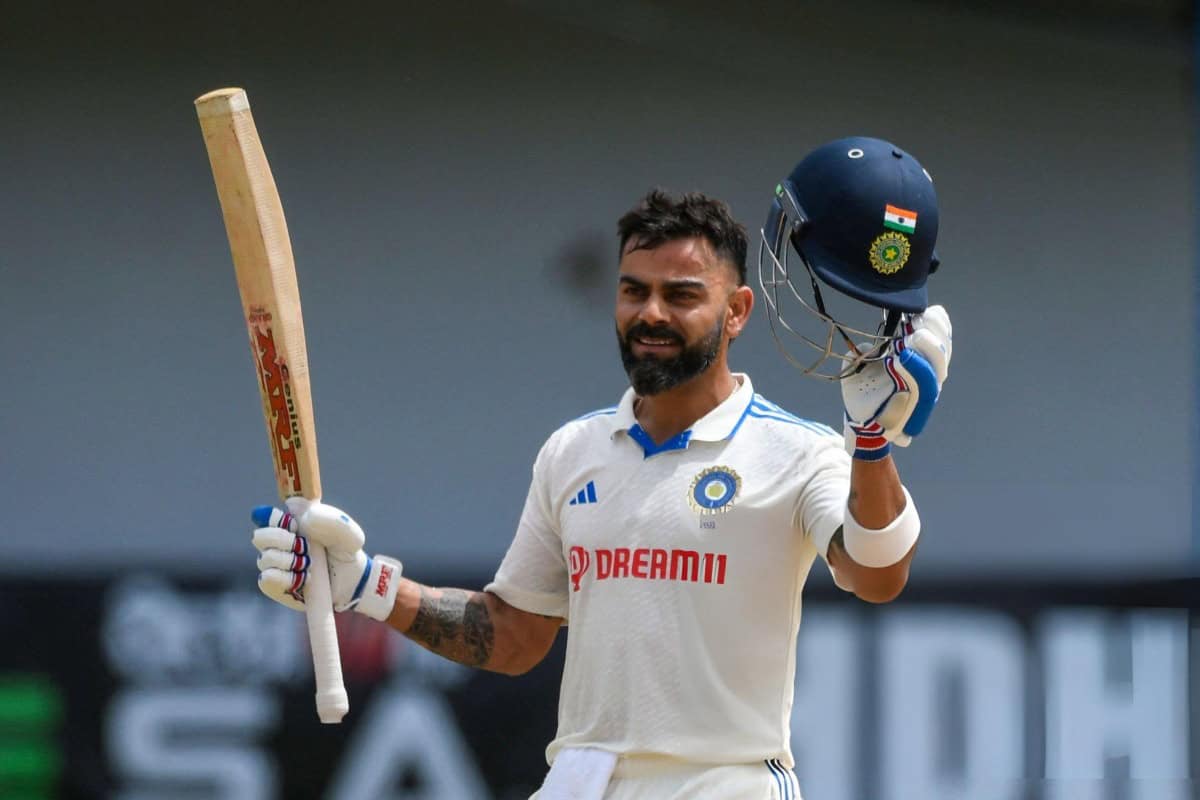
688, 466, 741, 515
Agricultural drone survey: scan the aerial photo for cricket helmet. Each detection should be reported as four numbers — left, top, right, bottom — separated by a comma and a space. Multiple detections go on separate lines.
758, 136, 941, 379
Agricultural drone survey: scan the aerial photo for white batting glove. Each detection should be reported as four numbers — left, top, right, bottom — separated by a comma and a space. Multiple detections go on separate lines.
251, 502, 403, 622
841, 305, 952, 459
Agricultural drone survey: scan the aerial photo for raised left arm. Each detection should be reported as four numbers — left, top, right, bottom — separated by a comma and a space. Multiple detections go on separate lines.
828, 305, 951, 603
826, 455, 916, 603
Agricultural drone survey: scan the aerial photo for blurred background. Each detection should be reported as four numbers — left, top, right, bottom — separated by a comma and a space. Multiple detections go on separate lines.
0, 0, 1195, 797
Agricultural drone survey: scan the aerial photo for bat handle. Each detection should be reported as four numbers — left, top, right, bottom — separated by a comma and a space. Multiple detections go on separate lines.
286, 497, 349, 723
306, 542, 349, 722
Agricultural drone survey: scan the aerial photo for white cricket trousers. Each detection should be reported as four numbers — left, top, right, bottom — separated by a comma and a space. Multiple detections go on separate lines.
531, 756, 803, 800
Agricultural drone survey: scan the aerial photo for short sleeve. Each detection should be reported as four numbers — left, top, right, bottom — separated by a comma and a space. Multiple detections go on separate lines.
793, 436, 851, 560
484, 439, 570, 619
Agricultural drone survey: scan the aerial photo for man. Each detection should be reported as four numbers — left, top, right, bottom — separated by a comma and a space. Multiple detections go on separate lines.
252, 137, 951, 799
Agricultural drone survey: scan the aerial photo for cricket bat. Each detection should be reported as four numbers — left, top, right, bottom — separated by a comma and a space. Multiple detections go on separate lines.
195, 87, 348, 724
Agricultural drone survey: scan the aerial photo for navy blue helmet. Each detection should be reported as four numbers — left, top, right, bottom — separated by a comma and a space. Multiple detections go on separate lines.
758, 136, 942, 378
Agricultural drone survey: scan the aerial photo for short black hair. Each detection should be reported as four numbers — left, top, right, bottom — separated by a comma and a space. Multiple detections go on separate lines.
617, 189, 748, 286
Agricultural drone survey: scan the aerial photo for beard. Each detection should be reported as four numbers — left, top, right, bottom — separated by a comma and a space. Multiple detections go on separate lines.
617, 315, 725, 396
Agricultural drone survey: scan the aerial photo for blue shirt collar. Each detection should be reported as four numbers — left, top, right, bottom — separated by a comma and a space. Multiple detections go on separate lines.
609, 374, 754, 455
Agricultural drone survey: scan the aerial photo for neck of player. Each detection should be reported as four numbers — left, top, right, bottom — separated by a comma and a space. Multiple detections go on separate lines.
633, 362, 739, 445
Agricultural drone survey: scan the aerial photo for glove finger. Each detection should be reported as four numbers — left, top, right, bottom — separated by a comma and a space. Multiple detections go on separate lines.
917, 304, 952, 336
905, 329, 949, 386
298, 503, 365, 553
909, 304, 950, 334
252, 505, 299, 532
893, 348, 939, 437
257, 585, 305, 612
252, 527, 307, 556
910, 305, 952, 363
256, 547, 310, 574
889, 431, 913, 447
257, 567, 306, 611
259, 565, 307, 596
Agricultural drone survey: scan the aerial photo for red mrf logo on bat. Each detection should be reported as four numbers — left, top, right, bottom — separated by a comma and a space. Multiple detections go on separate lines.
249, 307, 303, 493
568, 546, 728, 591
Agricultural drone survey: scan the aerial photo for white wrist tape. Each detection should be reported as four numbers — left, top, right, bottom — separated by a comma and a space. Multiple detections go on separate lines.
354, 556, 404, 621
842, 487, 920, 568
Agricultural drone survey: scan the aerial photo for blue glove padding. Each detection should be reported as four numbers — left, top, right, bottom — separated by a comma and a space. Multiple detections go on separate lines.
842, 305, 952, 459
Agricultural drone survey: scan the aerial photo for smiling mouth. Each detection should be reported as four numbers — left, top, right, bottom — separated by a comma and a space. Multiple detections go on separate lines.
631, 335, 683, 355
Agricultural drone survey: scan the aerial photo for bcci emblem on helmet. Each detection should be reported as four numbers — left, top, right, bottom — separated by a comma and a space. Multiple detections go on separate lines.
869, 231, 911, 275
688, 467, 742, 515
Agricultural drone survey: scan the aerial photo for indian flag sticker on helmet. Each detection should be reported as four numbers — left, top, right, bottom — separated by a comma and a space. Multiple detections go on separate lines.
883, 204, 917, 234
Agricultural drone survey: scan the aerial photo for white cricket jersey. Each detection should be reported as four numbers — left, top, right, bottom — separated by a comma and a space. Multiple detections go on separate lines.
485, 374, 850, 767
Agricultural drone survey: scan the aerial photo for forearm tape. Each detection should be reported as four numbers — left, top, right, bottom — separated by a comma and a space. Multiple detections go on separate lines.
842, 486, 920, 568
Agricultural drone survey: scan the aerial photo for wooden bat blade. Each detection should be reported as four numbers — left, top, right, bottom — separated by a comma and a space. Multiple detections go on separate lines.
195, 86, 348, 724
196, 87, 320, 503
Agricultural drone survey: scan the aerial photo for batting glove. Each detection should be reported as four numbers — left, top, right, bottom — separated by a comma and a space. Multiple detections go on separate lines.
251, 502, 403, 621
841, 304, 952, 460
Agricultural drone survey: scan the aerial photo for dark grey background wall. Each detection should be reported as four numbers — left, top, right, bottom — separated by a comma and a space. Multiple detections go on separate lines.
1, 0, 1192, 577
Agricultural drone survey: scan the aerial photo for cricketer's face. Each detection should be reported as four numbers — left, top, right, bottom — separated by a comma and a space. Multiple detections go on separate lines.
614, 236, 751, 396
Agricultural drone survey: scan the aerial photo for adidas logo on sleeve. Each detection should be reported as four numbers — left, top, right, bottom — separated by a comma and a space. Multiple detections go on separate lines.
568, 480, 598, 506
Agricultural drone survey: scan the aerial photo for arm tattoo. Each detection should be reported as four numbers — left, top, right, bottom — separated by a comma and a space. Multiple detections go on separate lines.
407, 587, 495, 667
